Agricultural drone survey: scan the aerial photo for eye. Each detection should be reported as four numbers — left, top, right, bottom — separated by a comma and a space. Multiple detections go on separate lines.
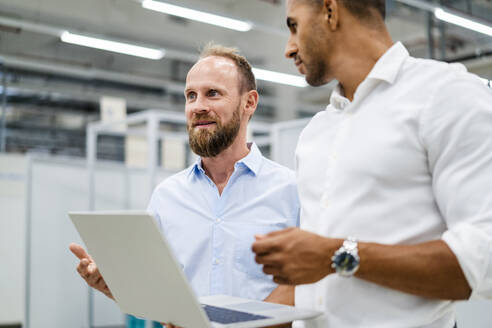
186, 91, 196, 101
287, 18, 297, 33
207, 89, 219, 97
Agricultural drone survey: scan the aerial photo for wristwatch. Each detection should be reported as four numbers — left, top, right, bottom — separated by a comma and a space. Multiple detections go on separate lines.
331, 236, 360, 277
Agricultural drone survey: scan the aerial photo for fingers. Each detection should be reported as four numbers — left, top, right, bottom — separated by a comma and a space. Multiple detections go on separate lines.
252, 238, 281, 256
73, 252, 113, 299
77, 258, 90, 277
86, 263, 102, 285
273, 276, 292, 285
77, 260, 102, 286
164, 324, 182, 328
265, 227, 296, 237
262, 264, 282, 275
255, 252, 283, 266
252, 228, 296, 255
254, 234, 267, 240
69, 243, 91, 261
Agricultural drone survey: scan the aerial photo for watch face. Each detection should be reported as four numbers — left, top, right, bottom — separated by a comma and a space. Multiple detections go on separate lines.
333, 252, 359, 272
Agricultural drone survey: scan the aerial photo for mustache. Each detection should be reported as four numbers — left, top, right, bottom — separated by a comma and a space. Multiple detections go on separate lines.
189, 113, 219, 125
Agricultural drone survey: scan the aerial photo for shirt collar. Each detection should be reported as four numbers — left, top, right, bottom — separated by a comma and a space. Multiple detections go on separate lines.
329, 42, 409, 111
237, 142, 262, 176
366, 41, 409, 84
187, 142, 262, 179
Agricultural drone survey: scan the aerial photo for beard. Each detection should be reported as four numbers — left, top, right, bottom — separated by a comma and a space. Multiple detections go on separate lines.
302, 31, 331, 87
187, 104, 241, 158
305, 59, 329, 87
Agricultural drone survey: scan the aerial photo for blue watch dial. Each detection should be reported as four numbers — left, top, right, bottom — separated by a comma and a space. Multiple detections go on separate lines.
333, 252, 359, 272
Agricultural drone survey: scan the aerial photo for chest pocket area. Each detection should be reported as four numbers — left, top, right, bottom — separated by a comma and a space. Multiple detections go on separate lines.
234, 222, 286, 278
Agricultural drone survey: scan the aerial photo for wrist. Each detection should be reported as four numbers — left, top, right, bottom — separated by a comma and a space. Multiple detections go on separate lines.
321, 237, 344, 275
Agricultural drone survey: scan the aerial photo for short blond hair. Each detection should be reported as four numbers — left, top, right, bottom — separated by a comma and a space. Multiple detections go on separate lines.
200, 43, 257, 94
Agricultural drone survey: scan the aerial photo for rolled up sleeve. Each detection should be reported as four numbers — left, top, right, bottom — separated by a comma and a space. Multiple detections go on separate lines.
423, 75, 492, 297
442, 223, 492, 297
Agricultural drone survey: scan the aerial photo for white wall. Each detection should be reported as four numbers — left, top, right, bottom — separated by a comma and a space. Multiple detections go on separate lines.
0, 154, 26, 325
271, 118, 310, 170
26, 156, 173, 328
0, 153, 173, 328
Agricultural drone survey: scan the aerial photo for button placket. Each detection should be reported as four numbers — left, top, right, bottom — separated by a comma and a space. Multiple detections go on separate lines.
321, 111, 353, 208
210, 222, 224, 294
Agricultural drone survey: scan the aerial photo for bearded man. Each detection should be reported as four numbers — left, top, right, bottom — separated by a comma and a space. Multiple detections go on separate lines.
70, 45, 299, 313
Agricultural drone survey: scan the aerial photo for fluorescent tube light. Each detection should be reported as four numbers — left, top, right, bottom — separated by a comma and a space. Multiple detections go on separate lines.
142, 0, 252, 32
252, 68, 308, 88
60, 31, 165, 60
434, 8, 492, 37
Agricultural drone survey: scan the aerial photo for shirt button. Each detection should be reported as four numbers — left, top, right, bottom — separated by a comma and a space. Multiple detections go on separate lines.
214, 259, 220, 265
317, 296, 323, 306
321, 196, 329, 207
320, 193, 330, 207
216, 218, 221, 223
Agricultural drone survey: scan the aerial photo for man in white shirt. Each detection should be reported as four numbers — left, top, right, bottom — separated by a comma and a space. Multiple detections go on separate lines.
253, 0, 492, 327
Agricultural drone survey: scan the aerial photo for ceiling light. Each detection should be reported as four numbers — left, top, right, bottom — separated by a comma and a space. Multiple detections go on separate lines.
141, 0, 252, 32
434, 8, 492, 37
60, 31, 165, 60
252, 68, 308, 88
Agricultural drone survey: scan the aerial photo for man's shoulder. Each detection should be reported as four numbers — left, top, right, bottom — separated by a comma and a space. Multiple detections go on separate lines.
154, 165, 194, 192
407, 56, 488, 100
404, 56, 480, 86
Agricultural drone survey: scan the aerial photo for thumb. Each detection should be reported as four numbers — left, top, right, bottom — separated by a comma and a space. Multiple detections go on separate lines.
265, 227, 296, 238
69, 243, 91, 261
255, 227, 295, 242
255, 234, 267, 241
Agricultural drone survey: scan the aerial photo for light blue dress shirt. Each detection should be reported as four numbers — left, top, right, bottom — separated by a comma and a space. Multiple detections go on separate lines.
147, 143, 299, 301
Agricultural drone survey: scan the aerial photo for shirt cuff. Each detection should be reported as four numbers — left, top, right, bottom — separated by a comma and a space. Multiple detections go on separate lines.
442, 222, 492, 298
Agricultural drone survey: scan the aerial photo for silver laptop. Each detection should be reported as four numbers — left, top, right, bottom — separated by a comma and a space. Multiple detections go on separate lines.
69, 211, 321, 328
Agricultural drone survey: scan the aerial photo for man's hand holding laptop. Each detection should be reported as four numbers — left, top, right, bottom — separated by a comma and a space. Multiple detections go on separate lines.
69, 243, 114, 300
70, 243, 195, 328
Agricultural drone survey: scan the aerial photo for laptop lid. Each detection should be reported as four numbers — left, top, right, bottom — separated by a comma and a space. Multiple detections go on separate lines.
69, 211, 211, 327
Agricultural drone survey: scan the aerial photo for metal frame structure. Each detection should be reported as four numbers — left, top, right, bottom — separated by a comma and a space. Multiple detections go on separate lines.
270, 117, 310, 169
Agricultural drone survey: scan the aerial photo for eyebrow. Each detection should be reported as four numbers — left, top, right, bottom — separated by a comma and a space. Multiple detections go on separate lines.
183, 86, 226, 95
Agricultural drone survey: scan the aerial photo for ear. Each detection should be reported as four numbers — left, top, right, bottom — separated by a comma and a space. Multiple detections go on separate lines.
323, 0, 339, 31
243, 90, 259, 119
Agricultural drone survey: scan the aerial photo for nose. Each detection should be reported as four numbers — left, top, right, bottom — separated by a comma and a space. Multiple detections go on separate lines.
186, 95, 210, 116
284, 34, 298, 59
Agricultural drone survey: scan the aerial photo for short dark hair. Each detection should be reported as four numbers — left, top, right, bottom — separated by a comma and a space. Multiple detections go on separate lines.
308, 0, 386, 21
199, 43, 257, 94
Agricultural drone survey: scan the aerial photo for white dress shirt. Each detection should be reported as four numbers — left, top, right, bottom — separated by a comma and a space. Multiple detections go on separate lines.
294, 42, 492, 328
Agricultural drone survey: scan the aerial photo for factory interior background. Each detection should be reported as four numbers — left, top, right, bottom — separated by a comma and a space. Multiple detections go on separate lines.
0, 0, 491, 327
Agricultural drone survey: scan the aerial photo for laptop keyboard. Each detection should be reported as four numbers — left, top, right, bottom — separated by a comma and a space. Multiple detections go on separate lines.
202, 304, 271, 324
